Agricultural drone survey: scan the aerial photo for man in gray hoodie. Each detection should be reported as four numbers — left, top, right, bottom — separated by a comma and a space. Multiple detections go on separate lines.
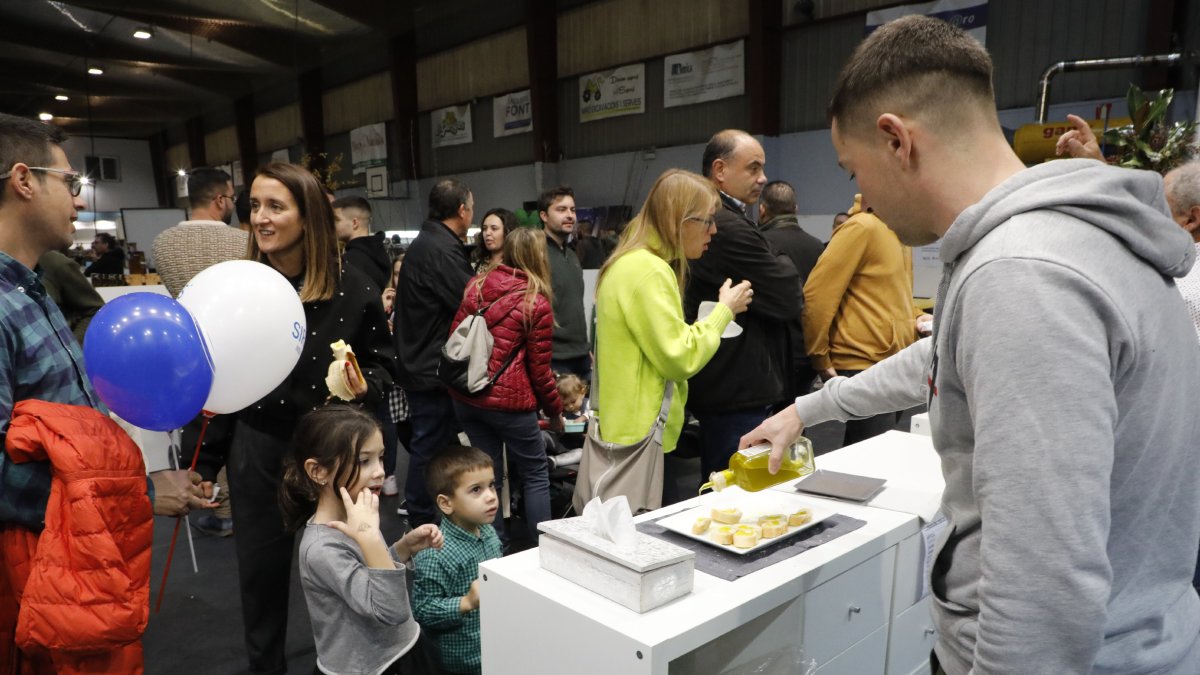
742, 16, 1200, 675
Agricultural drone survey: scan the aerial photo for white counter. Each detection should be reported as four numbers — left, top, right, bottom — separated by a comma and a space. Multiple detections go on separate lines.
479, 431, 946, 675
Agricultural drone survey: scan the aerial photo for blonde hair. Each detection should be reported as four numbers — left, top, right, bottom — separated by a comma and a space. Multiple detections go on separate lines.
469, 227, 554, 322
247, 162, 339, 302
599, 169, 719, 291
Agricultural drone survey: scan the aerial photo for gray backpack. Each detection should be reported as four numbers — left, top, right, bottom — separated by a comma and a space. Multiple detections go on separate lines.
438, 291, 519, 394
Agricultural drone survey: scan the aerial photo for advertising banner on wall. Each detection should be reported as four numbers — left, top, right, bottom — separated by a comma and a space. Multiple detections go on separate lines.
350, 122, 387, 174
432, 104, 473, 148
866, 0, 988, 45
664, 40, 745, 108
494, 90, 533, 138
579, 64, 645, 123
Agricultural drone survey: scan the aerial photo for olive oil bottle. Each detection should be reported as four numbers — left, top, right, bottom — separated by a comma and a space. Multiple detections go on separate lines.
700, 437, 815, 493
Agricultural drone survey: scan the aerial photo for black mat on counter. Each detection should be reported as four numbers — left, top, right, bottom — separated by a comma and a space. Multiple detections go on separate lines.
636, 513, 868, 581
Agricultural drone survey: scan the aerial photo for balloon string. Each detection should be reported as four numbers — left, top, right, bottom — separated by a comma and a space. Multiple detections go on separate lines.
155, 411, 214, 614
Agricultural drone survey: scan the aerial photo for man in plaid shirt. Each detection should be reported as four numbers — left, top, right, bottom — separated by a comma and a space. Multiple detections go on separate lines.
412, 446, 502, 674
0, 113, 212, 668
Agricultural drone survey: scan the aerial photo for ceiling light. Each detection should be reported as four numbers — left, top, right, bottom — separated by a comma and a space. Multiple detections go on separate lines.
55, 94, 69, 101
132, 27, 153, 39
38, 113, 53, 121
79, 176, 91, 186
177, 169, 187, 177
87, 66, 103, 75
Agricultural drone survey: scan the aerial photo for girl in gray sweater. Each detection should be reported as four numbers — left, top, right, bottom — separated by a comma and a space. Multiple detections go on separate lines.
281, 405, 443, 675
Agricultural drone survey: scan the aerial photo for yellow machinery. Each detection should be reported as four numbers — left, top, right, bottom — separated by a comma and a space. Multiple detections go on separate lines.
1013, 115, 1131, 164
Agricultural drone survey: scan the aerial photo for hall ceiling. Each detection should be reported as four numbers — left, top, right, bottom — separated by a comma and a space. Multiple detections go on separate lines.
0, 0, 591, 138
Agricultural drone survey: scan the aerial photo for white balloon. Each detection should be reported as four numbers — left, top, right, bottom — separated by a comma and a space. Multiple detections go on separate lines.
178, 260, 306, 415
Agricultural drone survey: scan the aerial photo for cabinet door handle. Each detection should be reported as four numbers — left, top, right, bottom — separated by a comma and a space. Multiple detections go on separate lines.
848, 605, 862, 614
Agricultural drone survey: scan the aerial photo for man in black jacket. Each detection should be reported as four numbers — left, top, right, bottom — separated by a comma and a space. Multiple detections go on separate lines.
333, 196, 391, 292
684, 130, 802, 483
394, 179, 474, 527
758, 180, 824, 398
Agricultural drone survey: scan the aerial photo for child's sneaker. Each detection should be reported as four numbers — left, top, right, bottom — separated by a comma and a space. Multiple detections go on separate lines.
382, 475, 399, 497
192, 513, 234, 537
396, 500, 408, 516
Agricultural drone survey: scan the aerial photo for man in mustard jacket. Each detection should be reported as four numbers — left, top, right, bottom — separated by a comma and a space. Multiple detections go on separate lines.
802, 194, 926, 445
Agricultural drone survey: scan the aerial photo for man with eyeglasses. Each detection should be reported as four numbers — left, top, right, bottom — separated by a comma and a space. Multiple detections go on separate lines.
0, 113, 213, 671
153, 166, 249, 540
683, 129, 802, 487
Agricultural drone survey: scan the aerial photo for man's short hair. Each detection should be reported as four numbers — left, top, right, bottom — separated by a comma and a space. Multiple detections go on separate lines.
332, 196, 372, 228
701, 130, 749, 178
1167, 162, 1200, 216
425, 445, 493, 500
537, 186, 574, 214
428, 178, 471, 222
187, 167, 232, 205
0, 113, 68, 205
828, 16, 994, 137
761, 181, 797, 215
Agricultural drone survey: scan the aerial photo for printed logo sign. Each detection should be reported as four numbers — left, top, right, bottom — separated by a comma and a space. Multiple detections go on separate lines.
579, 64, 645, 123
350, 123, 387, 175
866, 0, 988, 44
432, 104, 473, 148
494, 90, 533, 138
664, 40, 745, 109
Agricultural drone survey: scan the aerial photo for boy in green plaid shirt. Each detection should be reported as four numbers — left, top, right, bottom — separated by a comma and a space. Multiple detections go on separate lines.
412, 446, 502, 674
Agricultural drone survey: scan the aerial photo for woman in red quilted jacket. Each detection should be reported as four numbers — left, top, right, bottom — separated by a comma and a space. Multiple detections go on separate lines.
449, 227, 563, 545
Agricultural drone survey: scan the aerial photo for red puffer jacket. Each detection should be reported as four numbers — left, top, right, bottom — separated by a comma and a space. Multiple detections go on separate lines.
0, 400, 151, 674
448, 266, 562, 417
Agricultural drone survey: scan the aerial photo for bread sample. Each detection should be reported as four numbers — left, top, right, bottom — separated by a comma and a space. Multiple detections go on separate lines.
711, 507, 743, 525
733, 526, 760, 549
709, 525, 735, 545
760, 519, 787, 538
325, 339, 364, 401
788, 508, 813, 527
692, 517, 712, 535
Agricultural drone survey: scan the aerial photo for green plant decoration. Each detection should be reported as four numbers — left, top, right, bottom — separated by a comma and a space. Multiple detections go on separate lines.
299, 151, 345, 192
1102, 84, 1199, 174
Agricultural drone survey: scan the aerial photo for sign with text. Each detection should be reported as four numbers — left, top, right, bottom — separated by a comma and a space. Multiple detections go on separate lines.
664, 40, 745, 108
432, 104, 473, 148
579, 64, 645, 123
866, 0, 988, 45
493, 89, 533, 138
350, 123, 387, 175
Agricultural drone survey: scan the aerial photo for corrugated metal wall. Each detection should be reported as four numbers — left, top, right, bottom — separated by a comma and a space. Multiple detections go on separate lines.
558, 0, 748, 78
419, 94, 535, 176
558, 54, 749, 158
778, 0, 1160, 132
165, 143, 189, 172
988, 0, 1148, 110
417, 27, 529, 111
256, 104, 302, 152
780, 16, 863, 133
324, 72, 394, 136
204, 125, 239, 165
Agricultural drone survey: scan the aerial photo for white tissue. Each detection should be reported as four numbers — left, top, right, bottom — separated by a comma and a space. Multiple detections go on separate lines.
698, 300, 743, 338
581, 495, 639, 550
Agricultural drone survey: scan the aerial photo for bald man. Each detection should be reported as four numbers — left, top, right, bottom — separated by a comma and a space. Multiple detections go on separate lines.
683, 129, 802, 488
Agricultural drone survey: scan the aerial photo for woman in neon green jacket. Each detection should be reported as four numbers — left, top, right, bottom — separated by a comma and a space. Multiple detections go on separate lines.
594, 169, 753, 462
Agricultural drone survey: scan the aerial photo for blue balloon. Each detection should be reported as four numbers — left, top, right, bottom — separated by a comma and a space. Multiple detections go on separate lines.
83, 293, 214, 431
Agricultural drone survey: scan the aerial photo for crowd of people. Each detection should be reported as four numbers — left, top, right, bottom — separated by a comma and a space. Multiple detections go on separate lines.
1, 13, 1199, 675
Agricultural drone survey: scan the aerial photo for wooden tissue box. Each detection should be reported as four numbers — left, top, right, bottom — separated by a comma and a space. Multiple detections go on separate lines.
538, 517, 694, 613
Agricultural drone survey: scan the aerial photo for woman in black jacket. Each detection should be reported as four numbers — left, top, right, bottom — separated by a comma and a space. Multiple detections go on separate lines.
229, 162, 395, 675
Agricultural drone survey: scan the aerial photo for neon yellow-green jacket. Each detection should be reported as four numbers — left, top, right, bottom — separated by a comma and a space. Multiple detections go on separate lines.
595, 247, 732, 452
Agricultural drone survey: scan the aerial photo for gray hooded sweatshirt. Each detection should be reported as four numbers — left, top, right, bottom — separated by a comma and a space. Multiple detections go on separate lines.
797, 159, 1200, 674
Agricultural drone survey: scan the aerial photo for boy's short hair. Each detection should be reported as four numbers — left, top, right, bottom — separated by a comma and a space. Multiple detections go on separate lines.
425, 446, 493, 500
828, 15, 995, 138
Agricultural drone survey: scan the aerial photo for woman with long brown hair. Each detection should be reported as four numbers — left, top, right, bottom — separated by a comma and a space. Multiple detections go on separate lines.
230, 162, 395, 675
448, 227, 562, 545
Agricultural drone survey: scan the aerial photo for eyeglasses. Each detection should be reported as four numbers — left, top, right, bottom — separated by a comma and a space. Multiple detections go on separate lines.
685, 216, 717, 228
217, 193, 236, 203
0, 166, 84, 196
